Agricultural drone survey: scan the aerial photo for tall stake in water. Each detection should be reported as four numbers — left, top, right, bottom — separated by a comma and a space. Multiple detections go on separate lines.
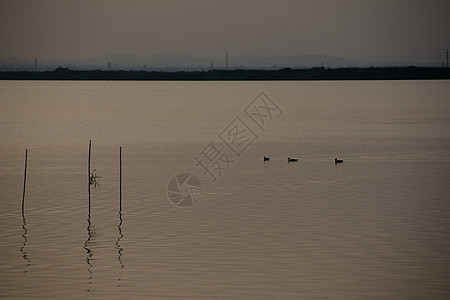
88, 140, 91, 186
120, 146, 122, 211
22, 149, 28, 213
116, 146, 124, 282
21, 149, 30, 267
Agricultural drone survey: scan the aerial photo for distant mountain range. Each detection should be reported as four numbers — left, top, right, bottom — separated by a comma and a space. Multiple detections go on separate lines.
0, 53, 434, 71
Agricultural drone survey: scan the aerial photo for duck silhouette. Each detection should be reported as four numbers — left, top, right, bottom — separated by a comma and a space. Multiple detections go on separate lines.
263, 156, 270, 161
335, 158, 343, 164
287, 157, 298, 162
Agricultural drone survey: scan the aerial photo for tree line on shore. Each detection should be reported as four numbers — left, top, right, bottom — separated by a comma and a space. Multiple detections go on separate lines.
1, 66, 449, 81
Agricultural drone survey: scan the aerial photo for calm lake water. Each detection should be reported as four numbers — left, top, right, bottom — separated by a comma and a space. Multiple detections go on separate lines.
1, 80, 449, 299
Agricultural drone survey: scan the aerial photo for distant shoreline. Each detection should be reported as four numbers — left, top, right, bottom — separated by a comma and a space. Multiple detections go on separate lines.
1, 66, 449, 81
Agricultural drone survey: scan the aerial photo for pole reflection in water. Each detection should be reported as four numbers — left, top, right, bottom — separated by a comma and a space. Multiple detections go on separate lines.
116, 209, 124, 287
20, 212, 31, 270
84, 186, 96, 293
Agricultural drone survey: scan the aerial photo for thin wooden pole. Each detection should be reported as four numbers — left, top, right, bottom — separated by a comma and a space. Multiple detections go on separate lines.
22, 149, 28, 213
88, 140, 91, 186
119, 146, 122, 212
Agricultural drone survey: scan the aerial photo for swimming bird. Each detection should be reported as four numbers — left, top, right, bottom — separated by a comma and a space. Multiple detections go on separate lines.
288, 157, 298, 162
264, 156, 270, 161
335, 158, 343, 164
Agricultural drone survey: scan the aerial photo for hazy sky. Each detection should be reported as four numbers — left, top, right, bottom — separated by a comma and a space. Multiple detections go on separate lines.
1, 0, 449, 64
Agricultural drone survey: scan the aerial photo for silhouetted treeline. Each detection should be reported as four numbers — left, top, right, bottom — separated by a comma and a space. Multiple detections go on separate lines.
1, 66, 449, 81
